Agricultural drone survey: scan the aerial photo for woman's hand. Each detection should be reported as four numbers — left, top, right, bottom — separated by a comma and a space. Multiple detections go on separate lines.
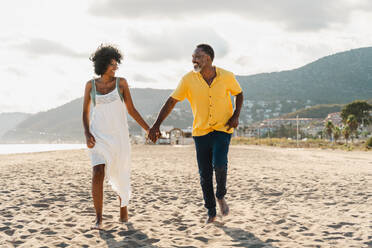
85, 132, 96, 148
148, 125, 161, 143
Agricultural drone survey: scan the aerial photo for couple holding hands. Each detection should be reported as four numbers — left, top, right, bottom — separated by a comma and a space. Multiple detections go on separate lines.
82, 43, 243, 229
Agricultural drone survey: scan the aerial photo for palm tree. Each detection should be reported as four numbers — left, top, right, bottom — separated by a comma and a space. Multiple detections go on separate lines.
346, 114, 358, 142
342, 125, 351, 144
333, 126, 341, 143
325, 120, 334, 141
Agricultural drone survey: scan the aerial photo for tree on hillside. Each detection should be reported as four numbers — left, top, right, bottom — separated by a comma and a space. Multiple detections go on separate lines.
346, 114, 358, 142
325, 121, 334, 141
341, 100, 372, 127
333, 126, 341, 143
342, 126, 350, 144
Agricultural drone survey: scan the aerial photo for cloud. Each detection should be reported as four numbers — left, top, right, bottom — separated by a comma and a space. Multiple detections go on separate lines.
7, 67, 26, 77
88, 0, 371, 32
236, 56, 250, 67
13, 38, 88, 58
128, 27, 229, 62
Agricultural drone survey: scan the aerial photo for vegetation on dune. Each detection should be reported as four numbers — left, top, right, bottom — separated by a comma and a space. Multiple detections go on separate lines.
231, 137, 369, 151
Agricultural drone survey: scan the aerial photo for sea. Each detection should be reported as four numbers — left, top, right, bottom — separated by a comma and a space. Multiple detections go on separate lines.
0, 144, 86, 155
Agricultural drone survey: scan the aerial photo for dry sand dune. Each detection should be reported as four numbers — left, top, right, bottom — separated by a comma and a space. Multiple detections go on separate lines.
0, 145, 371, 247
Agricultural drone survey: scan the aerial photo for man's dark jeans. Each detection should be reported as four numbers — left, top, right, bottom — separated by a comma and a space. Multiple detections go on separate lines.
193, 131, 232, 217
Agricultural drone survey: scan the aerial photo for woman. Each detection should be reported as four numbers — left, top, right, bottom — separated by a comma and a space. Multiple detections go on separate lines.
82, 45, 149, 229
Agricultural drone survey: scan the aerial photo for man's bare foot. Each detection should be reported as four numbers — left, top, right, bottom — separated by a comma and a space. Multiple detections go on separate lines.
119, 206, 128, 222
217, 198, 229, 217
205, 216, 216, 224
91, 218, 103, 230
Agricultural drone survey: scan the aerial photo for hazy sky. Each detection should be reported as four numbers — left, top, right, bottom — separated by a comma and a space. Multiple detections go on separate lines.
1, 0, 372, 113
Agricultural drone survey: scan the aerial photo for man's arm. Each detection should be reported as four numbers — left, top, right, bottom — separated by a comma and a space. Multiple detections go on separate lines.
148, 97, 179, 142
225, 92, 243, 131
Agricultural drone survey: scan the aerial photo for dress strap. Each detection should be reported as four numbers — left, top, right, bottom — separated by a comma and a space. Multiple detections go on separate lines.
116, 77, 124, 102
90, 79, 96, 106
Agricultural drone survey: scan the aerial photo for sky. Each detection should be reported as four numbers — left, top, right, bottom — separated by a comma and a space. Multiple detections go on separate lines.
1, 0, 372, 113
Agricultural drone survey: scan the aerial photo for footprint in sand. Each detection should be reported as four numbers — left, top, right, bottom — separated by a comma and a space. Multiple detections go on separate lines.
327, 222, 355, 229
4, 229, 15, 236
41, 228, 57, 235
55, 242, 70, 248
274, 219, 286, 225
194, 236, 208, 243
0, 226, 10, 232
177, 226, 188, 231
32, 203, 49, 208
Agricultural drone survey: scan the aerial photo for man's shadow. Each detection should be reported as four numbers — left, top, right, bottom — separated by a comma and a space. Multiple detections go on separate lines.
219, 225, 279, 248
99, 222, 159, 248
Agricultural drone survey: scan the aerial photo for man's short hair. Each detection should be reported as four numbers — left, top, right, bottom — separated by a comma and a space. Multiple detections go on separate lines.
196, 44, 214, 61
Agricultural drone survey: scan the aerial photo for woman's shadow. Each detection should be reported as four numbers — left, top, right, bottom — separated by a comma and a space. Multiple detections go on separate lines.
99, 222, 160, 248
219, 225, 279, 248
98, 222, 278, 248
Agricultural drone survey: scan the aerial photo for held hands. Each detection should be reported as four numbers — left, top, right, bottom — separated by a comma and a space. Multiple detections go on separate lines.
85, 132, 96, 148
225, 114, 239, 131
148, 125, 161, 143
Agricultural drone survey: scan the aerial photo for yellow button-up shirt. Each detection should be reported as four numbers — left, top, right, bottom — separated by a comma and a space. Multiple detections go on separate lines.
171, 67, 242, 136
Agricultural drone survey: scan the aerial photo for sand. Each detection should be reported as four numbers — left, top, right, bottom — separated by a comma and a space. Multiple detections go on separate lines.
0, 145, 371, 248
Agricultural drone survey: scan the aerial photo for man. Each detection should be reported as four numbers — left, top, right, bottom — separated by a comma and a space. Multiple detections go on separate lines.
148, 44, 243, 223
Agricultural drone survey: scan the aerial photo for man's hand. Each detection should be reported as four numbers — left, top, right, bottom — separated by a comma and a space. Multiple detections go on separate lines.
85, 132, 96, 148
148, 125, 161, 143
225, 114, 239, 131
147, 97, 178, 143
225, 92, 243, 131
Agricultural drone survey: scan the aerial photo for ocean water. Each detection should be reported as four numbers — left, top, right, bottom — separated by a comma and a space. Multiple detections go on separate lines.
0, 144, 86, 155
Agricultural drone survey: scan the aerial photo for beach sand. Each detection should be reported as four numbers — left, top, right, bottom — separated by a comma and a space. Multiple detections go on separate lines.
0, 145, 371, 248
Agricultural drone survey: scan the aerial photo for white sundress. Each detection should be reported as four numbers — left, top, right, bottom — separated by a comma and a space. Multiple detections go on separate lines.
89, 77, 131, 207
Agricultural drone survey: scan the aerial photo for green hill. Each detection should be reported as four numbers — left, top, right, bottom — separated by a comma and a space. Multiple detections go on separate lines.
0, 113, 31, 139
282, 104, 343, 118
237, 46, 372, 104
282, 98, 372, 119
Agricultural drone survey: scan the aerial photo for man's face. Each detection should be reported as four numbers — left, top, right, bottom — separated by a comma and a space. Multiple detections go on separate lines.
192, 48, 210, 72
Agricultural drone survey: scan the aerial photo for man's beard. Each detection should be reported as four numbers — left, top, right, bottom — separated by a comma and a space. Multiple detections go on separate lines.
193, 64, 201, 73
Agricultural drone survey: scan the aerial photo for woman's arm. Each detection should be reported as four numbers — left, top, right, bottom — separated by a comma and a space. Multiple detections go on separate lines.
82, 81, 96, 148
119, 78, 150, 132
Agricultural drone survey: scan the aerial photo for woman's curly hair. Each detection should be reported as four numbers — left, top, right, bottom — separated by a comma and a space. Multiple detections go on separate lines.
90, 44, 123, 76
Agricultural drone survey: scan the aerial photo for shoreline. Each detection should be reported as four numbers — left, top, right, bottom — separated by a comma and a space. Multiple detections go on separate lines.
0, 143, 86, 155
0, 142, 370, 156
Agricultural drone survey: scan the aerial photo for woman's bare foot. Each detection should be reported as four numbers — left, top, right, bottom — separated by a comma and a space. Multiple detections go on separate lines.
119, 206, 128, 222
91, 217, 103, 230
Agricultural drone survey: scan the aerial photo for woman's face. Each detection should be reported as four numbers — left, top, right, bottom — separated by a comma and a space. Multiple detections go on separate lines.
104, 59, 119, 77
